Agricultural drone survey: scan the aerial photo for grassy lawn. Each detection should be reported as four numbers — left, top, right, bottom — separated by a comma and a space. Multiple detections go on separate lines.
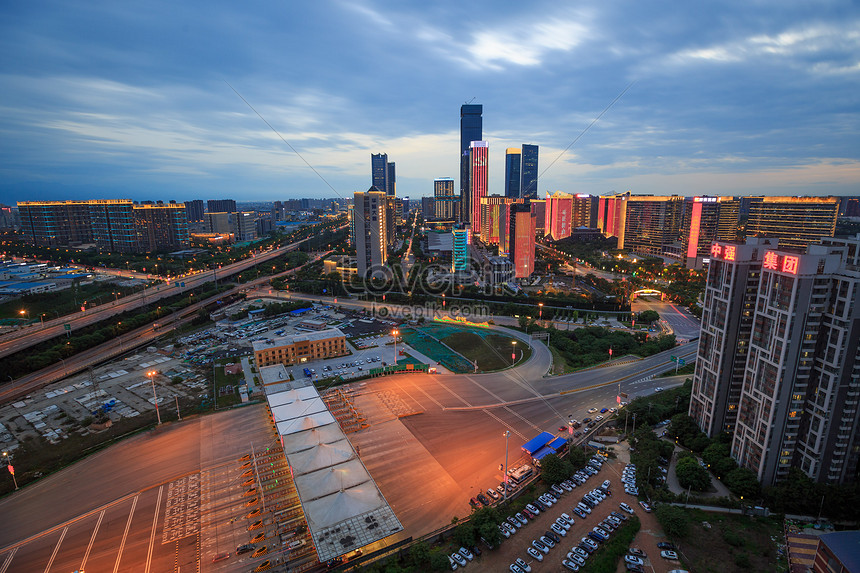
660, 361, 696, 377
441, 331, 532, 372
213, 358, 243, 408
677, 509, 785, 573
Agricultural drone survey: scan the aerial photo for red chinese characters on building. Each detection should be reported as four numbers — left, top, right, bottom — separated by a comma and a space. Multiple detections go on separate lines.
724, 245, 736, 261
763, 251, 779, 270
711, 243, 722, 258
782, 255, 799, 274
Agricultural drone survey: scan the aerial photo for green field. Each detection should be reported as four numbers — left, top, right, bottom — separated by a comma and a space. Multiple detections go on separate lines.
213, 359, 244, 408
400, 323, 530, 373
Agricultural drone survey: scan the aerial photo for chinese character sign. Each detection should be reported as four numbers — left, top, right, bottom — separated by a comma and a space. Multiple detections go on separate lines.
724, 246, 736, 261
710, 243, 722, 257
782, 256, 799, 274
763, 251, 779, 270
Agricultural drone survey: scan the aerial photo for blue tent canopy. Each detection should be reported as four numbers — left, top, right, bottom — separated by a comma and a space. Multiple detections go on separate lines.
522, 431, 555, 455
548, 437, 568, 451
532, 445, 557, 460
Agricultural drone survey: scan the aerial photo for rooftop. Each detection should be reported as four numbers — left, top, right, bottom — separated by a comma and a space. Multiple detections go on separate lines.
252, 328, 345, 352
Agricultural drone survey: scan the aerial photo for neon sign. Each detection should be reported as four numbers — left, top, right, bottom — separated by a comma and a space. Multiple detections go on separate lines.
710, 243, 722, 257
763, 251, 779, 270
724, 245, 736, 261
782, 256, 799, 274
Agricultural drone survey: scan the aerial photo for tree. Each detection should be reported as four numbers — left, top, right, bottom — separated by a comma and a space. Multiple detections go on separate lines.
540, 454, 572, 485
725, 467, 761, 499
675, 457, 711, 491
655, 504, 690, 538
639, 310, 660, 323
428, 549, 450, 571
567, 447, 587, 471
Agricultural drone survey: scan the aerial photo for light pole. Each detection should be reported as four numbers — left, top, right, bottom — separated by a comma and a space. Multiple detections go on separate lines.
148, 370, 162, 425
392, 329, 399, 365
511, 341, 517, 366
2, 451, 18, 490
19, 309, 28, 324
502, 431, 510, 504
538, 302, 543, 324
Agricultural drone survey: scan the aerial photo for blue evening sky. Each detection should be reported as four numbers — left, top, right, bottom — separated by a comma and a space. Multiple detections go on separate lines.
1, 0, 858, 203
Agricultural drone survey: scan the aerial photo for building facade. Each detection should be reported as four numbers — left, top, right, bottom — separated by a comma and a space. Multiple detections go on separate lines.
509, 202, 536, 278
133, 203, 190, 251
18, 200, 95, 246
597, 193, 629, 247
183, 199, 205, 223
460, 104, 482, 224
505, 148, 522, 198
253, 328, 347, 367
520, 144, 539, 198
89, 200, 138, 253
207, 199, 236, 214
623, 195, 684, 256
353, 188, 388, 278
745, 196, 839, 251
371, 153, 394, 196
434, 178, 456, 220
452, 226, 470, 273
469, 141, 488, 230
545, 191, 574, 241
681, 196, 740, 269
692, 236, 860, 485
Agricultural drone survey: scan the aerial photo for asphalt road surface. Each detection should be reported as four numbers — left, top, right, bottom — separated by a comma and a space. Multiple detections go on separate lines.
633, 297, 701, 341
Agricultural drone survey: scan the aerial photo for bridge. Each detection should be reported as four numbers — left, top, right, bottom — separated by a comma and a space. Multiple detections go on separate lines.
631, 288, 665, 299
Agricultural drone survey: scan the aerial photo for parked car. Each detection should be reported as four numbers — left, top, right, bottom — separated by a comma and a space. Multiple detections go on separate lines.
639, 501, 652, 512
514, 557, 531, 572
526, 547, 543, 561
532, 539, 549, 554
624, 555, 644, 566
661, 550, 679, 560
620, 503, 634, 514
452, 552, 467, 567
562, 559, 580, 571
458, 547, 474, 561
657, 542, 677, 550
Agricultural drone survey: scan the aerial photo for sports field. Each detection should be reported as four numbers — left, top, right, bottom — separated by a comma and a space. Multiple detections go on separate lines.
399, 323, 530, 373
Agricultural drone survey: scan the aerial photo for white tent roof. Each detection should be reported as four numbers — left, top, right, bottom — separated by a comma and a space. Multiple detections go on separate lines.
270, 396, 327, 422
280, 424, 345, 455
304, 486, 386, 530
268, 386, 319, 407
289, 439, 354, 475
295, 458, 370, 499
276, 411, 336, 436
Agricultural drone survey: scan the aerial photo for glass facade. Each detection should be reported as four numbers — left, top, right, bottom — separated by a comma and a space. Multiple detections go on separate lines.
505, 148, 521, 198
520, 144, 538, 198
460, 104, 482, 223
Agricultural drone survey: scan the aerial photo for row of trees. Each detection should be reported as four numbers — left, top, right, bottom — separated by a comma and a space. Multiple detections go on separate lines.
537, 324, 676, 369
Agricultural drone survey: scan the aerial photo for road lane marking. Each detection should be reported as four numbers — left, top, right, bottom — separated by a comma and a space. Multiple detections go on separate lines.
112, 494, 139, 573
145, 485, 164, 573
42, 526, 67, 573
0, 548, 17, 573
482, 409, 528, 441
79, 510, 104, 571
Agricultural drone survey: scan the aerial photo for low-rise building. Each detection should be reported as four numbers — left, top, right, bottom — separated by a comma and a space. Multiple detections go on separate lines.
253, 328, 347, 367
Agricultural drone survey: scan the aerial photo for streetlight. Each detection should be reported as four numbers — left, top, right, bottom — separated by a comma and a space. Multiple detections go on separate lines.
502, 431, 510, 504
19, 309, 28, 323
2, 451, 18, 490
538, 302, 543, 323
392, 329, 399, 365
511, 341, 517, 366
147, 370, 162, 425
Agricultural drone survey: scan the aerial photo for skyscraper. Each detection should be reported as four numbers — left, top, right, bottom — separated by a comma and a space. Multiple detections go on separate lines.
371, 153, 389, 196
571, 194, 599, 229
434, 178, 456, 220
623, 195, 684, 256
387, 162, 396, 196
745, 196, 839, 250
520, 144, 539, 198
207, 199, 236, 214
452, 226, 470, 273
184, 199, 204, 223
693, 235, 860, 485
545, 191, 574, 241
460, 104, 482, 223
597, 193, 629, 247
354, 188, 388, 278
509, 202, 536, 278
134, 202, 189, 251
469, 141, 488, 229
505, 148, 522, 198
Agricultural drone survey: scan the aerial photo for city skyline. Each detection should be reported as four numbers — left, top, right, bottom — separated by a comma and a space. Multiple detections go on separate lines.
1, 2, 859, 203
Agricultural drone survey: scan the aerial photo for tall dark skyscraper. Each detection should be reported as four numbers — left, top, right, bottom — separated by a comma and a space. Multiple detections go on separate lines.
505, 148, 522, 198
207, 199, 236, 214
387, 161, 396, 196
521, 144, 538, 197
460, 104, 482, 223
371, 153, 389, 196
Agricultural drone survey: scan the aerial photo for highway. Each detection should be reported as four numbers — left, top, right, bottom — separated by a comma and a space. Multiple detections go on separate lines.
0, 251, 332, 405
0, 308, 696, 571
0, 229, 339, 360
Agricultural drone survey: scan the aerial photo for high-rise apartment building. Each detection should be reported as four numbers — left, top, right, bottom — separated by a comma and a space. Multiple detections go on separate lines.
434, 178, 456, 220
839, 196, 860, 217
460, 104, 482, 224
623, 195, 684, 256
692, 235, 860, 486
505, 148, 522, 198
420, 197, 435, 220
184, 199, 205, 223
745, 196, 839, 251
18, 200, 95, 246
478, 196, 526, 251
509, 202, 536, 278
134, 202, 190, 251
681, 196, 740, 269
571, 194, 599, 229
597, 193, 629, 247
89, 200, 138, 253
520, 144, 539, 198
545, 191, 574, 241
452, 226, 470, 273
354, 188, 387, 278
469, 141, 489, 230
207, 199, 236, 214
205, 211, 256, 242
690, 237, 778, 438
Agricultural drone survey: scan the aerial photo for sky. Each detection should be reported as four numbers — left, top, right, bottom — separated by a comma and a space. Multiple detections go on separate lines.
1, 1, 859, 204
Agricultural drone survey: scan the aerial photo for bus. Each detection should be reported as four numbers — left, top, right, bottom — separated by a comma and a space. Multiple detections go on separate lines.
507, 464, 534, 484
303, 368, 312, 378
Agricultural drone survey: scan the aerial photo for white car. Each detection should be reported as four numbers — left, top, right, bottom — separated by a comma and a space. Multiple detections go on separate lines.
567, 552, 586, 565
571, 546, 589, 559
625, 555, 644, 566
551, 484, 565, 496
539, 535, 555, 549
551, 523, 567, 537
560, 513, 575, 526
515, 557, 532, 572
459, 547, 473, 561
507, 517, 521, 530
661, 550, 679, 560
452, 552, 467, 567
526, 547, 543, 561
509, 565, 523, 573
498, 525, 511, 538
525, 503, 540, 515
532, 539, 549, 554
588, 407, 598, 413
620, 502, 634, 514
